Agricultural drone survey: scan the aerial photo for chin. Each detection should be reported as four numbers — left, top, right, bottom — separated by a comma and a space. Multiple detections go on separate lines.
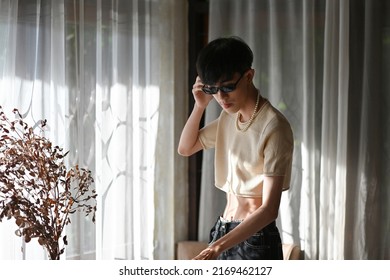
220, 102, 236, 112
224, 108, 238, 115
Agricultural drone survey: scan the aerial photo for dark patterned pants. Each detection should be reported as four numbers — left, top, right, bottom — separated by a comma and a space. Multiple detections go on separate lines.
209, 217, 283, 260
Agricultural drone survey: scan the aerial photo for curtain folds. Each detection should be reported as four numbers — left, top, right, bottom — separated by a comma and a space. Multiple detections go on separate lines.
202, 0, 389, 259
0, 0, 188, 260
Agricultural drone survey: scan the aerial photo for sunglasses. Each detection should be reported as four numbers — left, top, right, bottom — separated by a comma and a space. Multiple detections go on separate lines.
202, 72, 245, 95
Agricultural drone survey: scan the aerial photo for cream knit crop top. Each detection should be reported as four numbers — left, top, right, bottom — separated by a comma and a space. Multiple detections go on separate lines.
198, 100, 293, 198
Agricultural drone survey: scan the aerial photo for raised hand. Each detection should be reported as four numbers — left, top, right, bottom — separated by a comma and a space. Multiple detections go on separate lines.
192, 76, 214, 109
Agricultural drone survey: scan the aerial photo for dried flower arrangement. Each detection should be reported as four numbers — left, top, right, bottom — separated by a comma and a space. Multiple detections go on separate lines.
0, 106, 97, 260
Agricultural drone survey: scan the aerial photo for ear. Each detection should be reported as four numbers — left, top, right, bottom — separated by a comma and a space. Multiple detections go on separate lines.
246, 68, 255, 83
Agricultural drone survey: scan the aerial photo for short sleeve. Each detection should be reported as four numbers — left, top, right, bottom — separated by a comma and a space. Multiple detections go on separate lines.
198, 118, 219, 150
262, 120, 294, 188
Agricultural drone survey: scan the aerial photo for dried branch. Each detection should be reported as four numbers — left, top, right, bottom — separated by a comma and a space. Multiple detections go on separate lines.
0, 106, 97, 260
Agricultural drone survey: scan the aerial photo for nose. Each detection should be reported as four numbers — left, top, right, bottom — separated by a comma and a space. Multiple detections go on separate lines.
214, 91, 229, 104
215, 90, 228, 98
213, 91, 222, 100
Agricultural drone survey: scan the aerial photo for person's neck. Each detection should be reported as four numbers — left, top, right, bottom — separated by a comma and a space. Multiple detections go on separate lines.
239, 87, 262, 122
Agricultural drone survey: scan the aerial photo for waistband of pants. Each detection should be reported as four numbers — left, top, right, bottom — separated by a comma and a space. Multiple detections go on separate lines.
219, 216, 244, 223
217, 216, 276, 231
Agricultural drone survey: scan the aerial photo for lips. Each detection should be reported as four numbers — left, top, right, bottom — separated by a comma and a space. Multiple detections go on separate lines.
221, 102, 232, 109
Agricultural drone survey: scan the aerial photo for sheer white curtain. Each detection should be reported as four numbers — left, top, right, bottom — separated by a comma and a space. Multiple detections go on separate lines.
0, 0, 188, 260
199, 0, 389, 260
0, 0, 67, 260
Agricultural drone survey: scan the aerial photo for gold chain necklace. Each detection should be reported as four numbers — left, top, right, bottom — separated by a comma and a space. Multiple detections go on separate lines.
235, 91, 260, 132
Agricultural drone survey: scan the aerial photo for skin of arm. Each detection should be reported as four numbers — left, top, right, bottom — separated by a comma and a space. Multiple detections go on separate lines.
192, 175, 284, 260
177, 76, 212, 156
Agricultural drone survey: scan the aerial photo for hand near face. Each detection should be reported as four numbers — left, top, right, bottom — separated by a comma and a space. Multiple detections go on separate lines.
192, 76, 214, 109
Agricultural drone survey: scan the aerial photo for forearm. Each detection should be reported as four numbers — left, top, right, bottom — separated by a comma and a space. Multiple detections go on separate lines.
177, 104, 205, 156
209, 206, 277, 254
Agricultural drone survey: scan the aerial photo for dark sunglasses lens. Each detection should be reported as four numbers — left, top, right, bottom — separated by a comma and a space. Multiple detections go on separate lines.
202, 87, 217, 94
202, 85, 235, 94
220, 86, 234, 93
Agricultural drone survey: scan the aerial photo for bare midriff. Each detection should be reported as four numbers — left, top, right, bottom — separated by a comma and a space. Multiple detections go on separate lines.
222, 192, 263, 221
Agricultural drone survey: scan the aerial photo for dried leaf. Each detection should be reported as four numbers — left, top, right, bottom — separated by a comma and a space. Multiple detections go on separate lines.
15, 217, 24, 227
24, 235, 31, 243
0, 107, 97, 260
38, 237, 46, 246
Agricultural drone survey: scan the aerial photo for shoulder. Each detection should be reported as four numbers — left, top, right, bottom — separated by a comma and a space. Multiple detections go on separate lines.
250, 100, 292, 137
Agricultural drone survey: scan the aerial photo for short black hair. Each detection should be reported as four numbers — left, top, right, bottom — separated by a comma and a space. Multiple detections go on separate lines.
196, 36, 253, 85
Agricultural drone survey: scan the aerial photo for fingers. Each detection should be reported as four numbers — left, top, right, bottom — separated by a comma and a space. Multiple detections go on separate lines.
191, 76, 213, 109
192, 248, 217, 260
192, 76, 204, 95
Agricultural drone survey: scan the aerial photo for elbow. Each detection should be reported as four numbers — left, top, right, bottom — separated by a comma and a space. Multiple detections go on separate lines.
268, 203, 280, 221
178, 140, 201, 157
177, 146, 191, 157
271, 209, 279, 221
260, 204, 280, 222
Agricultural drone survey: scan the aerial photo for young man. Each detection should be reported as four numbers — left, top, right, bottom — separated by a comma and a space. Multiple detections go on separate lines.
178, 36, 293, 260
